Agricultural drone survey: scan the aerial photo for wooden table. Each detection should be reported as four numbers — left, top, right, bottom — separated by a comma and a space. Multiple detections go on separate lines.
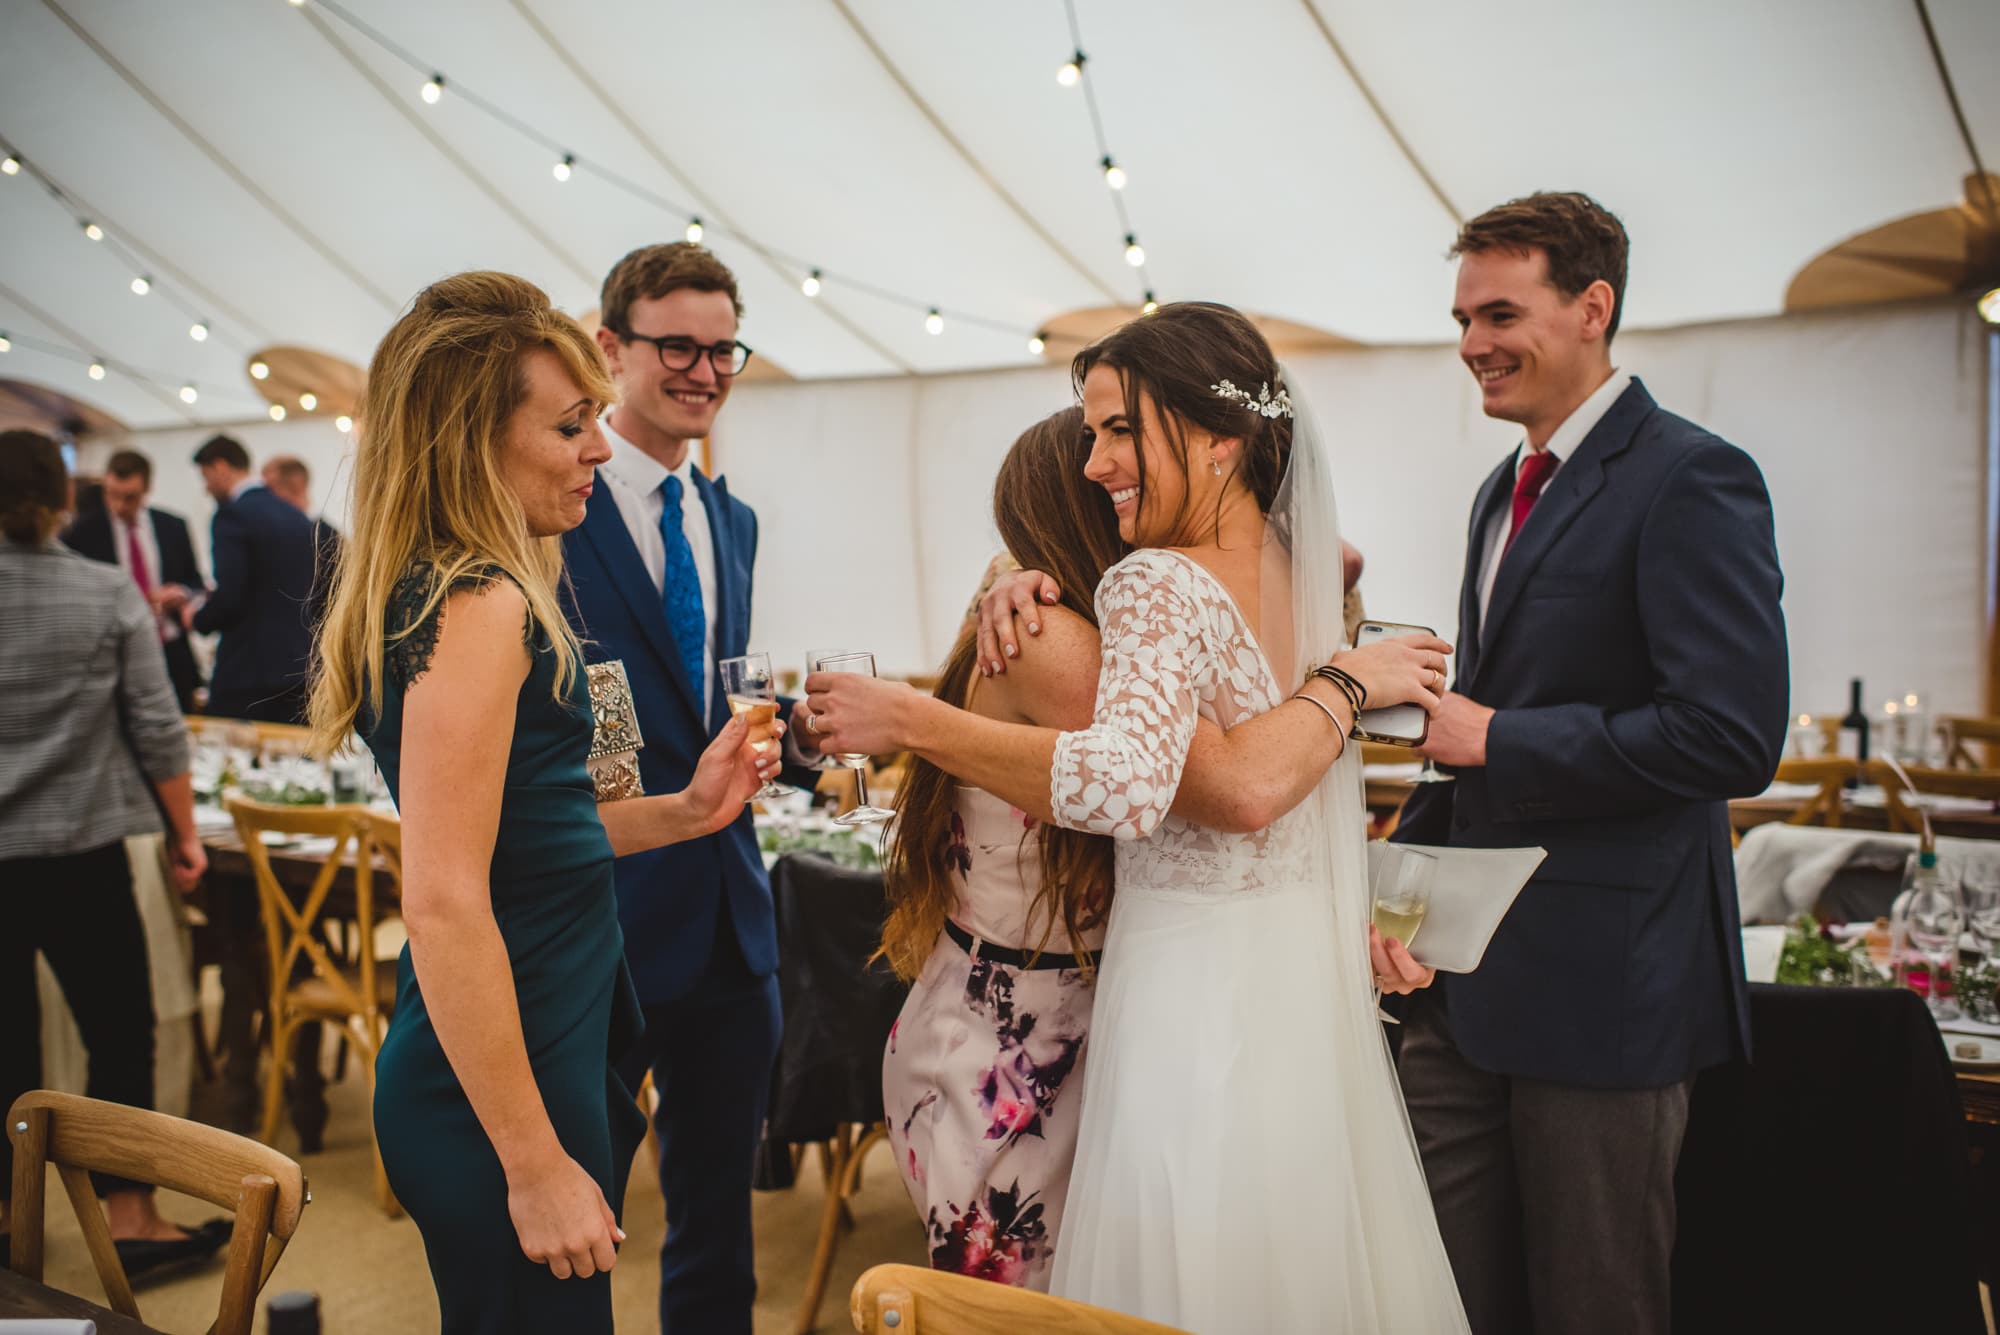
1957, 1067, 2000, 1124
0, 1268, 165, 1332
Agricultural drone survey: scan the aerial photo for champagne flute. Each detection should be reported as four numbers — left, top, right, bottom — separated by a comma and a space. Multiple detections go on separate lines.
719, 652, 791, 801
1408, 756, 1455, 784
1372, 846, 1436, 1023
808, 650, 894, 826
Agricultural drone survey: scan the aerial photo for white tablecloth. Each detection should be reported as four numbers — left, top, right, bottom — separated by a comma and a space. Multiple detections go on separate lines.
35, 833, 198, 1117
1734, 823, 2000, 925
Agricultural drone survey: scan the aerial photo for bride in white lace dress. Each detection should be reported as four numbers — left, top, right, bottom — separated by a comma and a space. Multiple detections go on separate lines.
806, 303, 1470, 1333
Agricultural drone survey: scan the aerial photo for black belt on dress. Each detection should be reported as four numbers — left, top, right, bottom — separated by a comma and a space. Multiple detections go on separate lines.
944, 918, 1098, 972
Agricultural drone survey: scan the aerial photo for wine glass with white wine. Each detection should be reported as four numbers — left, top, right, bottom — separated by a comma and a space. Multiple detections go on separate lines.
719, 652, 790, 801
808, 650, 895, 826
1371, 846, 1436, 1022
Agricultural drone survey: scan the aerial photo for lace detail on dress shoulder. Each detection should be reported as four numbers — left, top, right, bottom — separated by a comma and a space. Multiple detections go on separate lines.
384, 562, 529, 691
1050, 549, 1317, 902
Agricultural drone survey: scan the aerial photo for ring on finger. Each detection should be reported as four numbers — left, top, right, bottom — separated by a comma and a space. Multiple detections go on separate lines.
806, 712, 821, 735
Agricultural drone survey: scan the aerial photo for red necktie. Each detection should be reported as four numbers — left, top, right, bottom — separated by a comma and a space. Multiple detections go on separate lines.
126, 520, 152, 599
1502, 450, 1560, 556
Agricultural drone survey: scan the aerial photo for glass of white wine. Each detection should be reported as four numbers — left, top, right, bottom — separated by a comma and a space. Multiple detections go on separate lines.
1372, 846, 1436, 1023
808, 649, 894, 827
719, 652, 790, 801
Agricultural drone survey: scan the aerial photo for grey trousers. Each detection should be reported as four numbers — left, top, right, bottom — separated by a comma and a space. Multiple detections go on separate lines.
1398, 991, 1691, 1335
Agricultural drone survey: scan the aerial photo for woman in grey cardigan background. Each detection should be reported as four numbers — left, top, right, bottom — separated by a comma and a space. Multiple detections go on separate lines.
0, 428, 225, 1276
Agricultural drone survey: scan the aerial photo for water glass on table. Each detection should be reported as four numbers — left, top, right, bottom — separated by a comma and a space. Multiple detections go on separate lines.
1906, 860, 1966, 1022
719, 651, 791, 801
807, 649, 894, 827
1963, 868, 2000, 1019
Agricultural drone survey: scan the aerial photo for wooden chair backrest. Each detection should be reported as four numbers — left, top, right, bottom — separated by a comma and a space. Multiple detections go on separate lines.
1771, 758, 1857, 827
1938, 715, 2000, 770
7, 1090, 307, 1335
849, 1265, 1191, 1334
1862, 762, 2000, 834
224, 796, 388, 1033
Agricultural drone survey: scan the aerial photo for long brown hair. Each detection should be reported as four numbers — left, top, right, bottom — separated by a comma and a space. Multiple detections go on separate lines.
1072, 301, 1293, 547
308, 271, 614, 756
880, 406, 1124, 980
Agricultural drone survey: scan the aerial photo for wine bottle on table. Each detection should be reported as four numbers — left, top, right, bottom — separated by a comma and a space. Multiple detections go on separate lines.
1838, 678, 1869, 787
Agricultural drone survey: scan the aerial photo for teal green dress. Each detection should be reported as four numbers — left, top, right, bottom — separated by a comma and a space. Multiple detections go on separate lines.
365, 566, 647, 1334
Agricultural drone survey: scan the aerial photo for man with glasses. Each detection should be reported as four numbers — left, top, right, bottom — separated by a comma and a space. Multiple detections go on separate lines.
562, 242, 821, 1333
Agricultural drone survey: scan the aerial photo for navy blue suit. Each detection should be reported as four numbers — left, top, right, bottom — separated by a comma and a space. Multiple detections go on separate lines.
1392, 378, 1788, 1333
191, 485, 319, 723
562, 466, 810, 1334
1396, 379, 1787, 1088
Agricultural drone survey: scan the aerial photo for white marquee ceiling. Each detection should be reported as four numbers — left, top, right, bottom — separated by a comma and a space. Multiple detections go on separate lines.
1, 0, 1995, 429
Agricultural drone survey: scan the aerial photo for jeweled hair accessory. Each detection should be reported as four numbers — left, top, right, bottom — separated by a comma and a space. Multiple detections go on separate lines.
1211, 378, 1294, 419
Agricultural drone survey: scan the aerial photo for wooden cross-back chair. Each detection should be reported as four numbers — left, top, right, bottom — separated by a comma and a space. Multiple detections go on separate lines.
849, 1264, 1191, 1334
1771, 758, 1858, 828
224, 796, 398, 1211
7, 1090, 308, 1335
1937, 715, 2000, 771
1862, 762, 2000, 835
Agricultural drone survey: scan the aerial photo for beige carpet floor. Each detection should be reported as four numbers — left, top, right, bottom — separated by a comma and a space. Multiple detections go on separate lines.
28, 1067, 926, 1334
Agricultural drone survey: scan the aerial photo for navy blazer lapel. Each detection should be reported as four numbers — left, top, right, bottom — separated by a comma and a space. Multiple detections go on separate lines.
1458, 457, 1513, 685
575, 480, 706, 725
691, 469, 735, 654
1474, 380, 1655, 683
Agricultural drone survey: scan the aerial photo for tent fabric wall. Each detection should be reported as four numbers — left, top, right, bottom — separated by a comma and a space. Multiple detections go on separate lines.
99, 298, 1989, 716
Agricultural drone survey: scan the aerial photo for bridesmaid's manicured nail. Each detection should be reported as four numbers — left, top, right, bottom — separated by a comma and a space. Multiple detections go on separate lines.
1027, 622, 1040, 634
1004, 644, 1016, 658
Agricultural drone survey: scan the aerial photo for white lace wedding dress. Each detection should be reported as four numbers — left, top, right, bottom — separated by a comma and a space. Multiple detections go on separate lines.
1045, 547, 1469, 1334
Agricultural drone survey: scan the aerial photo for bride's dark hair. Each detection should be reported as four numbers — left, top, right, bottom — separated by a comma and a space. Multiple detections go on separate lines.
1071, 301, 1293, 543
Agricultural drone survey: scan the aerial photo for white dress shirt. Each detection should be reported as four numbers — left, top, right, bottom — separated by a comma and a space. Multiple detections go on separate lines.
597, 414, 719, 712
111, 509, 180, 642
1476, 368, 1633, 626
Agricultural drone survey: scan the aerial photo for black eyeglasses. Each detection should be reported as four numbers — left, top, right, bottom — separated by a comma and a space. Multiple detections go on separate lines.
613, 328, 752, 377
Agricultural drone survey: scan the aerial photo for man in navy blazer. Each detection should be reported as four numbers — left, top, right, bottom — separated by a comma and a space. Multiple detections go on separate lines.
180, 435, 319, 724
63, 449, 205, 711
1393, 194, 1788, 1335
561, 243, 824, 1334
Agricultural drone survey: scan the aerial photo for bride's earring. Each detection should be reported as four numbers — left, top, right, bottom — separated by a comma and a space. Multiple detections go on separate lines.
1211, 456, 1223, 477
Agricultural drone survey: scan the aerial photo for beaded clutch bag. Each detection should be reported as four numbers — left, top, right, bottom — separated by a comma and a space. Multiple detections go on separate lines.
585, 660, 645, 802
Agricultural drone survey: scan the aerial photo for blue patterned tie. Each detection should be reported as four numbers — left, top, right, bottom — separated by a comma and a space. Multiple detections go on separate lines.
657, 475, 708, 708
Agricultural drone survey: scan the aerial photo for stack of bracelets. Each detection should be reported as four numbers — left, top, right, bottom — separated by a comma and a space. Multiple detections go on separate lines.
1291, 663, 1368, 734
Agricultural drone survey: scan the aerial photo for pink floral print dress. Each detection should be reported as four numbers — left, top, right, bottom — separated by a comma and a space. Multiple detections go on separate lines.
882, 787, 1104, 1290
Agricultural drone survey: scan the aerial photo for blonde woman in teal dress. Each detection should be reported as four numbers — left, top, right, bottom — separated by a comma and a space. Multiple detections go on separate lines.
308, 272, 778, 1333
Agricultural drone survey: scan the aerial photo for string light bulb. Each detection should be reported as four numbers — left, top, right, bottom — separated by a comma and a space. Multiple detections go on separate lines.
335, 414, 354, 433
1057, 51, 1085, 86
1, 154, 18, 176
269, 403, 287, 421
189, 321, 210, 342
287, 0, 305, 7
1142, 291, 1159, 314
801, 269, 822, 298
179, 384, 199, 404
925, 309, 944, 336
1123, 234, 1145, 267
1102, 156, 1126, 190
685, 217, 704, 244
88, 360, 106, 380
553, 154, 573, 182
1028, 332, 1047, 355
249, 360, 270, 380
299, 392, 318, 411
0, 333, 10, 352
82, 221, 103, 241
1980, 287, 2000, 326
421, 74, 444, 104
130, 275, 152, 295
